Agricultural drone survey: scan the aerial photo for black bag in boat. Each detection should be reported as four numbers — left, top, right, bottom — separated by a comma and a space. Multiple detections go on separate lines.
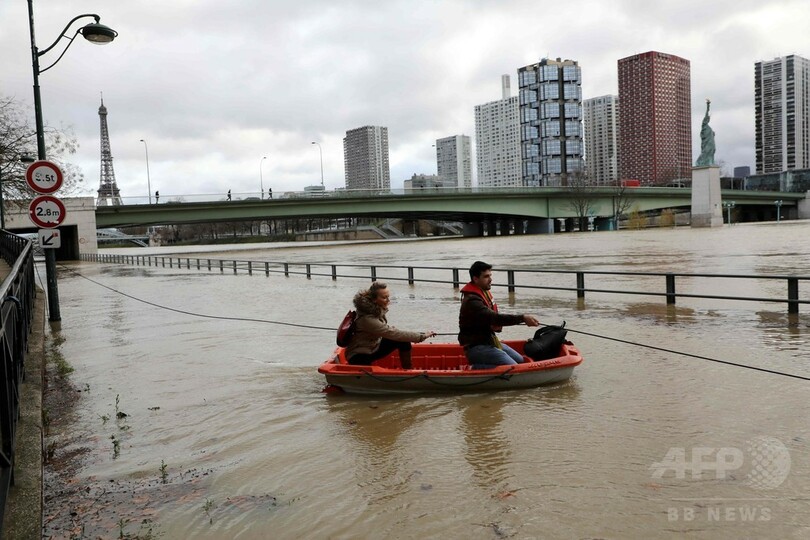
524, 322, 568, 361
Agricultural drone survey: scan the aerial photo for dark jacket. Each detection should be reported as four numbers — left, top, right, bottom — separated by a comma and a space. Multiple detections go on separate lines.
457, 283, 524, 348
345, 291, 426, 359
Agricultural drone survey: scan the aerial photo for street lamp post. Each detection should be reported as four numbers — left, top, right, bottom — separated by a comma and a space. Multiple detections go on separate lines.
140, 139, 152, 204
260, 156, 267, 199
723, 201, 736, 225
311, 142, 324, 187
27, 0, 117, 321
775, 200, 783, 223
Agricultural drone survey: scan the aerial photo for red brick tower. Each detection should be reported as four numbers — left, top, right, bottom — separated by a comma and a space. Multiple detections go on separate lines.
618, 51, 692, 185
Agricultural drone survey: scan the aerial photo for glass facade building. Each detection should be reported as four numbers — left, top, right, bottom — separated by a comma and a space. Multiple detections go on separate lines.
518, 58, 584, 186
474, 75, 522, 187
583, 95, 619, 185
435, 135, 472, 188
343, 126, 390, 191
755, 55, 810, 174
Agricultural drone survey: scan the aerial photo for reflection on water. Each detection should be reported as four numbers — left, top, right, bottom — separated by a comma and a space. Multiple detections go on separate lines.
458, 395, 511, 490
45, 223, 810, 538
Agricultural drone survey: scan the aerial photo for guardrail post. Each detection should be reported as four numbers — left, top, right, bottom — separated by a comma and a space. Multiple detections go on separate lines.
233, 261, 237, 274
248, 261, 253, 275
306, 264, 311, 279
370, 266, 377, 281
196, 259, 200, 270
507, 270, 516, 293
452, 268, 460, 288
219, 260, 224, 273
265, 262, 270, 276
186, 258, 191, 269
576, 272, 585, 299
162, 257, 165, 268
207, 259, 211, 271
408, 267, 414, 285
666, 273, 676, 304
331, 265, 337, 281
788, 277, 799, 314
284, 263, 289, 277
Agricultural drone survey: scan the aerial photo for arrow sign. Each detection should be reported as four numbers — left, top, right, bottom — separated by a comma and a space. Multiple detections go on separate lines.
25, 160, 64, 194
29, 195, 66, 228
38, 228, 61, 249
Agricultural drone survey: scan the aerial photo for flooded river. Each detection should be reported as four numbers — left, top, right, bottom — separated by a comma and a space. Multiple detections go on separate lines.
45, 222, 810, 539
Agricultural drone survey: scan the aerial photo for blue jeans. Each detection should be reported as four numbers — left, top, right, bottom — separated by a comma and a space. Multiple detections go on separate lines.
465, 343, 525, 369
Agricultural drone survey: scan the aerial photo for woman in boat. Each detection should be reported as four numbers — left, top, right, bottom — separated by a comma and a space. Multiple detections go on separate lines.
345, 281, 436, 369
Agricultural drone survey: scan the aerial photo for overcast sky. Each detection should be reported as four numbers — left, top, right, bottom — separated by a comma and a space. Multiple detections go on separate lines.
1, 0, 808, 201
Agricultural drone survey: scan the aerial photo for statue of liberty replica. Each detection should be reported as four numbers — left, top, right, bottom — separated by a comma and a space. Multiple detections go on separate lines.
695, 99, 715, 166
691, 98, 723, 227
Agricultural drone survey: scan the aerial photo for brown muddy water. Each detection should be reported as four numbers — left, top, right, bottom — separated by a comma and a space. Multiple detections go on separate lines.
44, 222, 810, 539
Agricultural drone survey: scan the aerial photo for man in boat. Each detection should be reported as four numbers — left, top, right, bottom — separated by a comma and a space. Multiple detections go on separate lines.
459, 261, 540, 368
345, 281, 436, 369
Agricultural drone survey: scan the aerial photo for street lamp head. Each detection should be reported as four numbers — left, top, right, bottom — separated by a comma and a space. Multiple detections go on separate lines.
80, 21, 118, 44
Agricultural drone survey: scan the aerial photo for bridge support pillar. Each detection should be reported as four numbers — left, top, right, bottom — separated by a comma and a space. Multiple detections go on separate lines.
525, 218, 554, 234
463, 222, 484, 237
798, 191, 810, 219
594, 217, 613, 231
691, 165, 723, 227
512, 219, 525, 235
486, 221, 497, 236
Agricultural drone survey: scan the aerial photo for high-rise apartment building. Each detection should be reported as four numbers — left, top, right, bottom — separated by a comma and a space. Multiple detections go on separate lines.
343, 125, 390, 190
474, 75, 522, 187
755, 54, 810, 174
583, 95, 619, 185
518, 58, 584, 186
436, 135, 472, 188
617, 51, 691, 185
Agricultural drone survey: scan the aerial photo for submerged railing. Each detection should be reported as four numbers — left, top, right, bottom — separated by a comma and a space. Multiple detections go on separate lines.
83, 253, 808, 314
0, 233, 36, 531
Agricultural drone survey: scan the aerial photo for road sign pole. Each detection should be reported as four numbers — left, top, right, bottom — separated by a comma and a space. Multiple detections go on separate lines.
45, 250, 60, 320
26, 161, 65, 322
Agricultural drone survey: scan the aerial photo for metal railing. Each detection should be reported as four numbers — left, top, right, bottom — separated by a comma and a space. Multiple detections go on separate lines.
0, 232, 36, 531
83, 253, 808, 314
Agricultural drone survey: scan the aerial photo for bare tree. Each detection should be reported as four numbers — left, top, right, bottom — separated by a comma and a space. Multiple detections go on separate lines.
0, 95, 84, 201
611, 182, 635, 230
566, 170, 596, 231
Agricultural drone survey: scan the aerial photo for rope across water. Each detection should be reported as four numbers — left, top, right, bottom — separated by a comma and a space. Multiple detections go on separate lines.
61, 265, 810, 382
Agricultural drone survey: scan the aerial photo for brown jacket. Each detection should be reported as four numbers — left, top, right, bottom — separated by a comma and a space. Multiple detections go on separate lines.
345, 291, 427, 359
458, 283, 525, 348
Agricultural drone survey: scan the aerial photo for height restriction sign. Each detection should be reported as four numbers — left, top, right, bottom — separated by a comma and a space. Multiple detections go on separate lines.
25, 160, 64, 194
28, 195, 66, 228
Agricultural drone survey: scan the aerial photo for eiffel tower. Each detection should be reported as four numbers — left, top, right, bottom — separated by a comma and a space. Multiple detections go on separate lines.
96, 97, 122, 206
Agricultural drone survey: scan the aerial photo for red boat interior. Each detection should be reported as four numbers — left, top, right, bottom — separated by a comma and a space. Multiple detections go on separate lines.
335, 341, 569, 371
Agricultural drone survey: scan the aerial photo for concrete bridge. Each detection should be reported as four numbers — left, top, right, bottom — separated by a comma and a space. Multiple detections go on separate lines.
3, 188, 807, 259
95, 187, 808, 231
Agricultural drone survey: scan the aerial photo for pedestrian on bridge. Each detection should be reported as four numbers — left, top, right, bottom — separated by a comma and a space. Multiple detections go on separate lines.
155, 191, 159, 204
227, 189, 232, 201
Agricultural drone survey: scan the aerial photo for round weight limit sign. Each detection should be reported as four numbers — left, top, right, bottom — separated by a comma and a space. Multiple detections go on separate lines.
29, 196, 66, 228
25, 160, 64, 194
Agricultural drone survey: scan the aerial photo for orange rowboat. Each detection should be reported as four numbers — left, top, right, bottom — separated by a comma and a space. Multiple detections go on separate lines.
318, 340, 583, 395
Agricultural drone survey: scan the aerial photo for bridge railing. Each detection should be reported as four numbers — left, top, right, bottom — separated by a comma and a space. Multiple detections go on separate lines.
83, 253, 808, 314
0, 232, 36, 531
